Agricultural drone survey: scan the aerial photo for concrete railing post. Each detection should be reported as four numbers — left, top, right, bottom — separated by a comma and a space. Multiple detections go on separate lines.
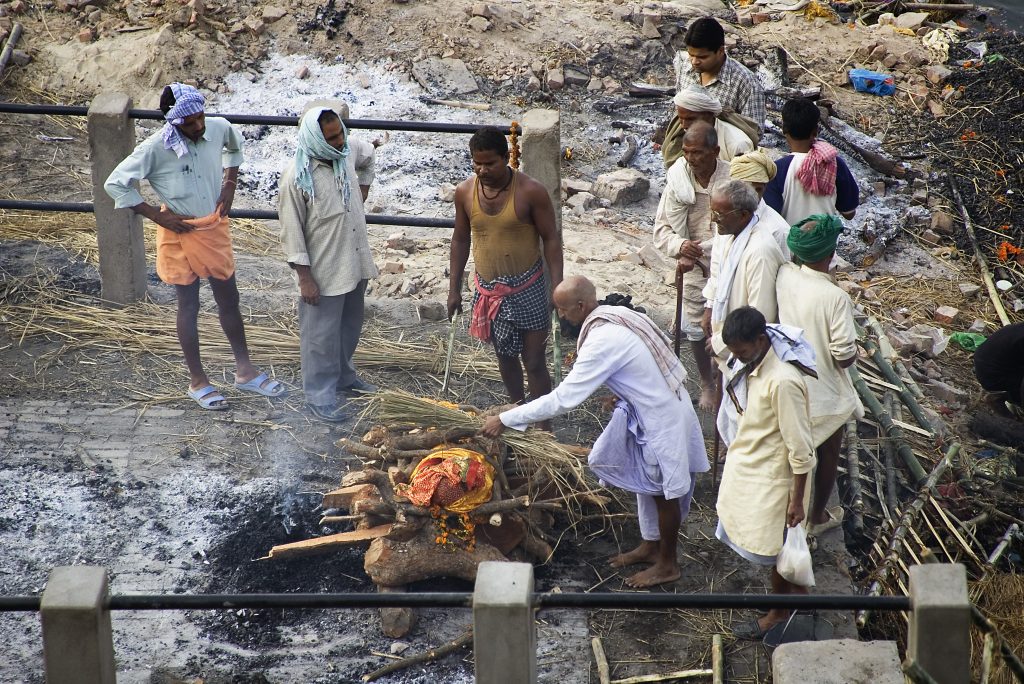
473, 561, 536, 684
88, 92, 147, 305
520, 109, 561, 235
40, 566, 116, 684
908, 563, 970, 684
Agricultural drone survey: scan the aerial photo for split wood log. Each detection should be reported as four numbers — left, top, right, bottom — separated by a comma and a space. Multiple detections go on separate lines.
820, 119, 910, 180
860, 336, 935, 436
361, 629, 472, 682
949, 175, 1011, 325
476, 512, 527, 554
377, 584, 416, 639
264, 524, 393, 560
592, 637, 611, 684
610, 669, 713, 683
969, 410, 1024, 450
389, 427, 478, 451
323, 483, 380, 510
856, 443, 958, 628
364, 533, 506, 586
341, 469, 431, 517
617, 135, 638, 168
335, 438, 433, 463
850, 366, 928, 486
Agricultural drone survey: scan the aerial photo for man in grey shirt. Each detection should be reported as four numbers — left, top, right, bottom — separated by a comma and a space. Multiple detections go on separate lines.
278, 107, 378, 422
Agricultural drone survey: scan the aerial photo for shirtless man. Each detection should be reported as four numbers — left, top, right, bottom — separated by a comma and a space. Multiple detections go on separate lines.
448, 126, 563, 407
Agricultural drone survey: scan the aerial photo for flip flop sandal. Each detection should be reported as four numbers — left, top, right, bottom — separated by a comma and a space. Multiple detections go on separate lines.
731, 618, 773, 641
187, 385, 228, 411
806, 506, 845, 537
234, 371, 286, 397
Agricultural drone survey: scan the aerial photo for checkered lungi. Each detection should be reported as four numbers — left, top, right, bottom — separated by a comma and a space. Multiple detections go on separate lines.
471, 260, 549, 358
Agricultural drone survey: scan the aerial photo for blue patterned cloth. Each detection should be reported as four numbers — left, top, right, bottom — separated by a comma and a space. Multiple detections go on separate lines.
161, 83, 206, 158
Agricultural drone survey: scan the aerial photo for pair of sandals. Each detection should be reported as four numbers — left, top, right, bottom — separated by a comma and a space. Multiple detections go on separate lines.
186, 371, 286, 411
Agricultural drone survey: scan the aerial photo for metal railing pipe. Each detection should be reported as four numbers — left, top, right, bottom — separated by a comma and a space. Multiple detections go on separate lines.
0, 199, 455, 229
0, 102, 514, 134
535, 592, 911, 612
107, 592, 473, 611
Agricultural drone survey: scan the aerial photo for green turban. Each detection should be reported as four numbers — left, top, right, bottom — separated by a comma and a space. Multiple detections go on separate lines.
787, 214, 844, 264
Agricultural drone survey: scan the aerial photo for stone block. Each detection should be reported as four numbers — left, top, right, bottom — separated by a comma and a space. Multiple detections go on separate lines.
386, 233, 417, 252
295, 65, 310, 79
243, 14, 265, 34
920, 229, 942, 246
638, 243, 671, 270
925, 64, 952, 84
968, 318, 987, 333
381, 262, 404, 275
927, 378, 966, 404
591, 168, 649, 206
416, 300, 447, 321
618, 251, 644, 265
262, 5, 287, 22
882, 53, 900, 69
41, 567, 116, 683
561, 177, 593, 197
438, 182, 456, 202
474, 562, 536, 683
566, 191, 597, 212
957, 282, 980, 298
545, 67, 564, 90
521, 109, 561, 233
563, 65, 590, 86
411, 57, 479, 95
868, 44, 887, 62
895, 11, 929, 31
934, 305, 959, 324
468, 15, 490, 32
773, 639, 903, 684
930, 210, 955, 235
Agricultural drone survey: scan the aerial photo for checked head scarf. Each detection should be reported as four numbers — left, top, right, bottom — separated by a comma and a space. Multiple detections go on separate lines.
293, 106, 351, 208
161, 83, 206, 158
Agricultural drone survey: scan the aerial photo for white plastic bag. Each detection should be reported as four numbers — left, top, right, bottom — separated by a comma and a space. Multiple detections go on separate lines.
776, 523, 815, 587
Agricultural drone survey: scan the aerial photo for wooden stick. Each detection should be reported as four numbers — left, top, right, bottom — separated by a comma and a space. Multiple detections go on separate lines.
949, 175, 1010, 325
986, 523, 1020, 566
552, 309, 563, 386
981, 632, 994, 684
592, 637, 611, 684
420, 97, 491, 111
850, 366, 928, 486
361, 630, 473, 682
0, 22, 23, 80
712, 634, 724, 684
905, 2, 975, 10
860, 336, 934, 436
264, 524, 393, 560
610, 670, 713, 683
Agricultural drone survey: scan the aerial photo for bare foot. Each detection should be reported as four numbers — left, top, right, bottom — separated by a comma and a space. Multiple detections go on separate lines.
624, 561, 681, 588
698, 386, 716, 413
609, 542, 659, 568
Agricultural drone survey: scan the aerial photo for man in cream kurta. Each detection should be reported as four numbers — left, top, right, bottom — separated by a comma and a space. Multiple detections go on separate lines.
777, 214, 863, 539
482, 276, 709, 588
700, 181, 785, 367
729, 149, 791, 261
715, 306, 816, 639
279, 107, 378, 422
653, 121, 731, 409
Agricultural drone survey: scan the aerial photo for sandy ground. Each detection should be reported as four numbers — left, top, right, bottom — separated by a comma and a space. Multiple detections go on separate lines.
0, 0, 1001, 680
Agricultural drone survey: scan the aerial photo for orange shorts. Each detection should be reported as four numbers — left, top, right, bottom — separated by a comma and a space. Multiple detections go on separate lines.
155, 210, 235, 286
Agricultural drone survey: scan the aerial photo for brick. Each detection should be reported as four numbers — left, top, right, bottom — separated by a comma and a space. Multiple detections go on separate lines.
933, 305, 959, 324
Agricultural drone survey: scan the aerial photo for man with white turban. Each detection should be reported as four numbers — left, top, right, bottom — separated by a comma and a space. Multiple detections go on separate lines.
662, 88, 756, 168
729, 149, 791, 260
278, 106, 379, 422
105, 83, 285, 411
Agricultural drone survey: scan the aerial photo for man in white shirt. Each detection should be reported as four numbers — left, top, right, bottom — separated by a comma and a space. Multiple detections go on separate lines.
661, 88, 755, 169
278, 107, 378, 422
777, 215, 863, 538
653, 121, 731, 410
482, 276, 709, 588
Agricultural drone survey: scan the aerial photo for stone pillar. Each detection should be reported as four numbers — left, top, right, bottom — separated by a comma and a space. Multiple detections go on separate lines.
520, 109, 561, 235
473, 561, 536, 684
40, 566, 116, 684
908, 563, 970, 684
88, 92, 147, 304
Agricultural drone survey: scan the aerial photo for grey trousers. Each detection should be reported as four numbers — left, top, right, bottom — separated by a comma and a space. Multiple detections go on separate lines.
298, 280, 367, 405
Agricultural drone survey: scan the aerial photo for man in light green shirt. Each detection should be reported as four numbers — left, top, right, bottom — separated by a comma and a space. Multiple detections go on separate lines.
278, 107, 378, 423
104, 83, 284, 410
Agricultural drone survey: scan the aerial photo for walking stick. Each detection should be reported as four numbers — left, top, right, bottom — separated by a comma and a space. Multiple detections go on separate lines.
441, 311, 459, 395
712, 426, 720, 488
551, 309, 563, 387
673, 268, 683, 357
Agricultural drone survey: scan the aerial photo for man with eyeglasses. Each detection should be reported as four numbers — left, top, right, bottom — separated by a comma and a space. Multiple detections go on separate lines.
653, 120, 731, 411
699, 180, 785, 405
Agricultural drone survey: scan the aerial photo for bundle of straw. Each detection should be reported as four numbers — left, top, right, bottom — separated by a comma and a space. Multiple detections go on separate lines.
361, 390, 592, 512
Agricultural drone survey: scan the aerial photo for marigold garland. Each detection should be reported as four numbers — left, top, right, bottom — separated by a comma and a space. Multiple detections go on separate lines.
509, 121, 520, 170
430, 506, 477, 552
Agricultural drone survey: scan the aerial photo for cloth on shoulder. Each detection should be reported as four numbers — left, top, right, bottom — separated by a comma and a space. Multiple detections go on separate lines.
787, 213, 844, 264
795, 140, 838, 196
161, 83, 206, 158
293, 106, 352, 208
578, 305, 686, 399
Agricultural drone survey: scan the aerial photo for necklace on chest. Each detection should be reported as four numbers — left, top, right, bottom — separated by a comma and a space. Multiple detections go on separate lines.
480, 168, 514, 201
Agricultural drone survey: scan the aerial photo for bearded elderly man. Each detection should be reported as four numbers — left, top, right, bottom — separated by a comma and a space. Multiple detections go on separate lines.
482, 276, 709, 588
777, 215, 863, 541
729, 149, 791, 261
105, 82, 284, 411
662, 88, 756, 169
653, 121, 731, 410
278, 107, 379, 423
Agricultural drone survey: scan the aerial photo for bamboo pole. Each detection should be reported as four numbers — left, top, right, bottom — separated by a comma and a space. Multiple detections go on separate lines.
712, 634, 724, 684
856, 443, 959, 629
986, 523, 1020, 566
971, 606, 1024, 681
981, 633, 994, 684
844, 421, 866, 535
949, 175, 1010, 325
861, 337, 934, 436
592, 637, 611, 684
610, 670, 713, 684
850, 366, 929, 486
865, 317, 925, 400
362, 630, 473, 682
882, 393, 899, 514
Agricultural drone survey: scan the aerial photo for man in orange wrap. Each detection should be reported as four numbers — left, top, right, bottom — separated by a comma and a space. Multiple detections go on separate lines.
104, 83, 284, 410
